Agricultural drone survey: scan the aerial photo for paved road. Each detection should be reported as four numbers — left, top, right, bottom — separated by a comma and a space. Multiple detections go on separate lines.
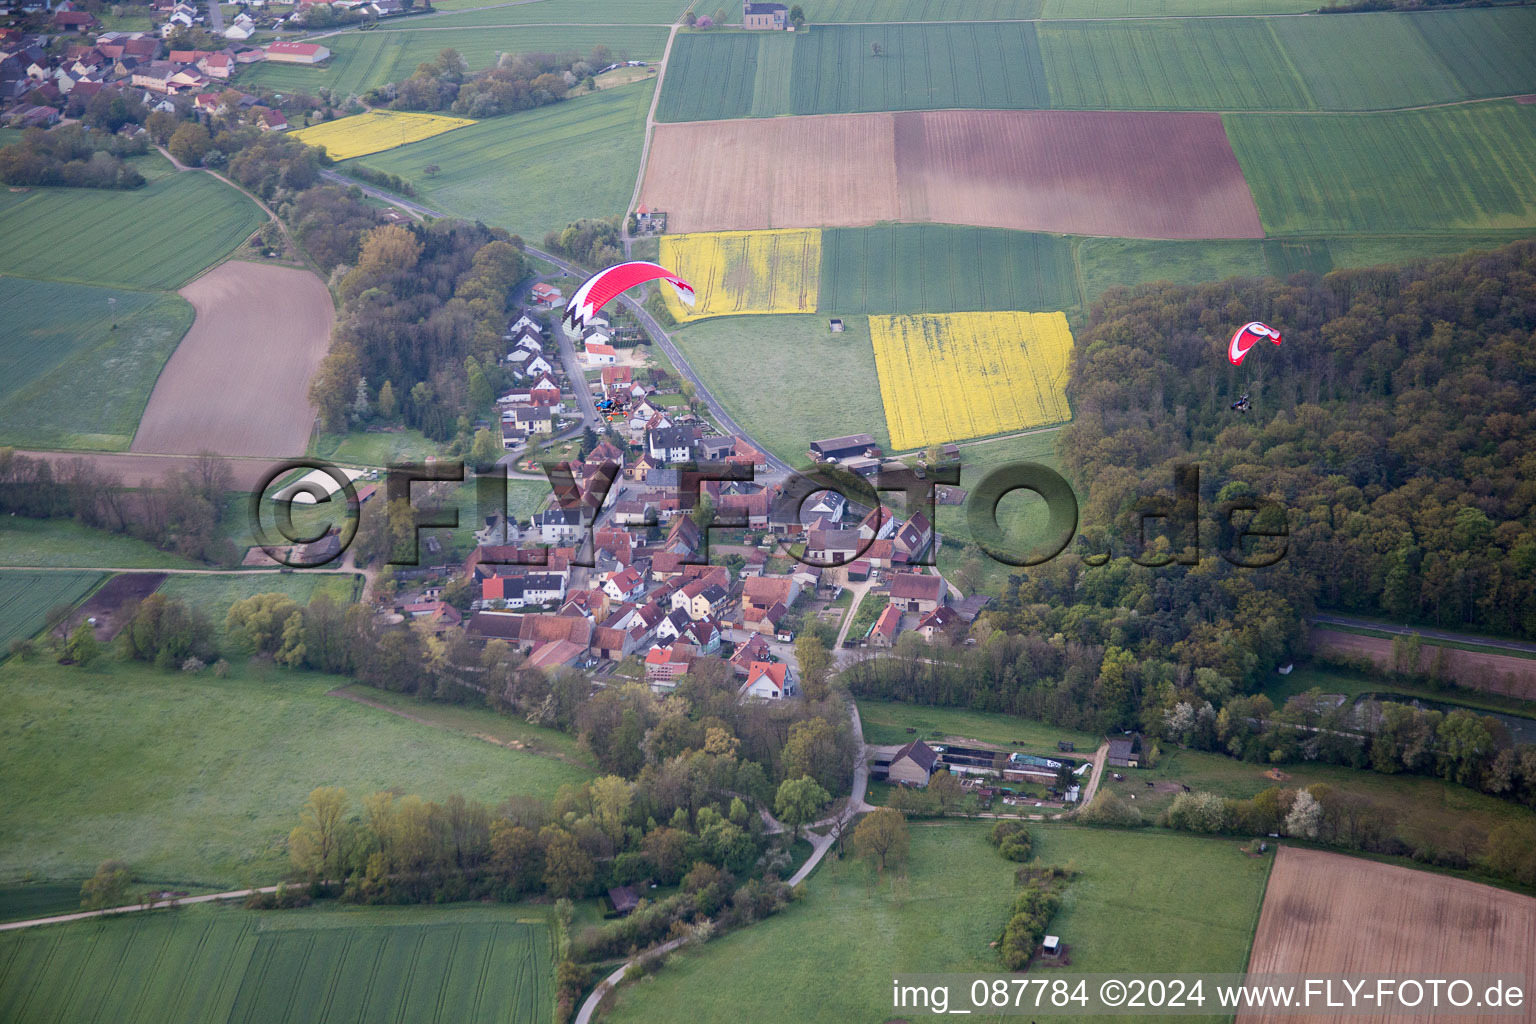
1310, 614, 1536, 656
320, 169, 795, 478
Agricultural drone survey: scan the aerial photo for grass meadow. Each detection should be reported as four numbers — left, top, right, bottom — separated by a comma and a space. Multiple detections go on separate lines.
857, 699, 1101, 752
241, 25, 668, 95
347, 83, 652, 241
0, 904, 554, 1024
603, 822, 1269, 1024
0, 172, 264, 290
0, 571, 102, 651
1095, 745, 1536, 856
425, 0, 684, 20
0, 519, 205, 570
667, 313, 889, 465
0, 277, 193, 450
0, 660, 594, 886
155, 572, 361, 648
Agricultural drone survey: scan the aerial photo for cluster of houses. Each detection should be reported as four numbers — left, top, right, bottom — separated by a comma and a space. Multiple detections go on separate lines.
0, 0, 347, 130
497, 312, 567, 449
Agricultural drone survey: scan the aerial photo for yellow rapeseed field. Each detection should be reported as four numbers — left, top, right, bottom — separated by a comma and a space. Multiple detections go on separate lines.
870, 311, 1074, 450
659, 229, 821, 322
291, 110, 475, 161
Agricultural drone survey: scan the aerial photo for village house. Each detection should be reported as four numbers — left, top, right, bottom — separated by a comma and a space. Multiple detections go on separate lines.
740, 661, 797, 701
730, 633, 771, 676
889, 572, 945, 614
887, 739, 939, 786
644, 643, 695, 690
742, 1, 788, 29
805, 528, 861, 565
648, 425, 698, 464
532, 507, 586, 545
916, 604, 960, 642
672, 577, 730, 621
869, 602, 902, 647
603, 566, 646, 604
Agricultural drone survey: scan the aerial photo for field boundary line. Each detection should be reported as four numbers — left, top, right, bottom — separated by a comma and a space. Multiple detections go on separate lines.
624, 22, 679, 251
0, 886, 280, 933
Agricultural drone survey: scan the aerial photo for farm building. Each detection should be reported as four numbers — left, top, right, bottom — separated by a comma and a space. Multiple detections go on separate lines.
809, 433, 878, 463
264, 41, 330, 64
1107, 732, 1144, 768
743, 1, 788, 29
608, 885, 640, 916
890, 572, 944, 614
887, 739, 938, 786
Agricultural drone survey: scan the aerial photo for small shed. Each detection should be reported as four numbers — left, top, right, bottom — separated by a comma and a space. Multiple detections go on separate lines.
829, 318, 844, 332
1042, 935, 1061, 957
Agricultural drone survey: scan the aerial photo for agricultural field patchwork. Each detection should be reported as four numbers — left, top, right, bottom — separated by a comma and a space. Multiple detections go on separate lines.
293, 110, 475, 160
0, 571, 102, 652
659, 229, 822, 321
0, 172, 264, 290
870, 311, 1073, 450
0, 905, 553, 1024
349, 84, 653, 241
1228, 103, 1536, 234
644, 110, 1261, 238
752, 0, 1042, 20
0, 277, 193, 450
423, 0, 685, 24
1040, 0, 1314, 13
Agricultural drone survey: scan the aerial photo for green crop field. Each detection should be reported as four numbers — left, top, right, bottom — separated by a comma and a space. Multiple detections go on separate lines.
1228, 103, 1536, 234
419, 0, 684, 27
0, 570, 101, 651
0, 173, 264, 291
155, 573, 361, 649
350, 83, 653, 242
0, 660, 595, 885
603, 822, 1269, 1024
819, 225, 1079, 315
0, 277, 193, 450
656, 22, 1048, 120
858, 699, 1101, 751
1267, 14, 1464, 111
1415, 7, 1536, 98
804, 0, 1041, 18
241, 25, 668, 95
1040, 18, 1312, 111
0, 904, 553, 1024
670, 313, 888, 465
1041, 0, 1314, 13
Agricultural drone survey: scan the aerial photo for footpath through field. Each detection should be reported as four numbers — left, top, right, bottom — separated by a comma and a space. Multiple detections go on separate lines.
0, 886, 280, 932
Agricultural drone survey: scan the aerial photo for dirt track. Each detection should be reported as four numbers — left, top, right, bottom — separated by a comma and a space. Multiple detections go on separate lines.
1243, 847, 1536, 1024
641, 110, 1263, 239
131, 261, 333, 458
1312, 628, 1536, 701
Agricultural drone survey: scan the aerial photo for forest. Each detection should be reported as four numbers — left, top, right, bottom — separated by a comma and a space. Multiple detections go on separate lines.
0, 125, 147, 189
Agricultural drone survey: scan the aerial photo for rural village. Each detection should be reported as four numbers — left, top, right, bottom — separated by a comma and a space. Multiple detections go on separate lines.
1, 0, 1535, 1021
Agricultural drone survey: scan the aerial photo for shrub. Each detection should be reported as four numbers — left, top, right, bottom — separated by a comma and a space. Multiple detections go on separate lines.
1075, 791, 1142, 827
989, 820, 1033, 861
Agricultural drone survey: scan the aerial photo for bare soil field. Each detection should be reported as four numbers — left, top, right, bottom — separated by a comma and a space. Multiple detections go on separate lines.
641, 110, 1262, 238
1312, 628, 1536, 701
1243, 846, 1536, 1024
131, 262, 334, 458
59, 572, 165, 640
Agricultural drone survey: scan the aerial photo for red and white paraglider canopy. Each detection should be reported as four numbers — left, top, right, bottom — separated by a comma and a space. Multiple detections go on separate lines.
564, 261, 696, 330
1227, 321, 1282, 366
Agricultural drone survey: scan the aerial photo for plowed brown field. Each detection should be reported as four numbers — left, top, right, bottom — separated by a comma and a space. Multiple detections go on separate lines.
131, 261, 333, 458
1243, 847, 1536, 1024
641, 110, 1263, 239
1311, 628, 1536, 701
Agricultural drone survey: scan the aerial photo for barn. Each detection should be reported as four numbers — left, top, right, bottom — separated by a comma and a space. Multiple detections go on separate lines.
887, 739, 938, 786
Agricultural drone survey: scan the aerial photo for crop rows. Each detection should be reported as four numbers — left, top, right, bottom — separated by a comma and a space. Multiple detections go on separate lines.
0, 571, 101, 650
293, 110, 475, 161
870, 310, 1074, 449
0, 912, 552, 1024
657, 8, 1536, 121
0, 173, 263, 290
659, 229, 822, 321
819, 225, 1078, 315
1228, 103, 1536, 234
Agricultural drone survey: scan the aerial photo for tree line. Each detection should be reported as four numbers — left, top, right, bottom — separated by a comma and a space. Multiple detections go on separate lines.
0, 125, 146, 189
374, 46, 623, 119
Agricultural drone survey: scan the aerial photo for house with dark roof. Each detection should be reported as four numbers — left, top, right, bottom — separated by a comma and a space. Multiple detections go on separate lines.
1107, 732, 1144, 768
808, 433, 878, 463
742, 1, 788, 29
648, 425, 698, 464
888, 739, 938, 786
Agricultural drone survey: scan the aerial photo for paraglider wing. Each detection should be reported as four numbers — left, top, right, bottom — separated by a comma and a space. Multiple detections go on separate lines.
1227, 321, 1282, 366
564, 261, 695, 330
